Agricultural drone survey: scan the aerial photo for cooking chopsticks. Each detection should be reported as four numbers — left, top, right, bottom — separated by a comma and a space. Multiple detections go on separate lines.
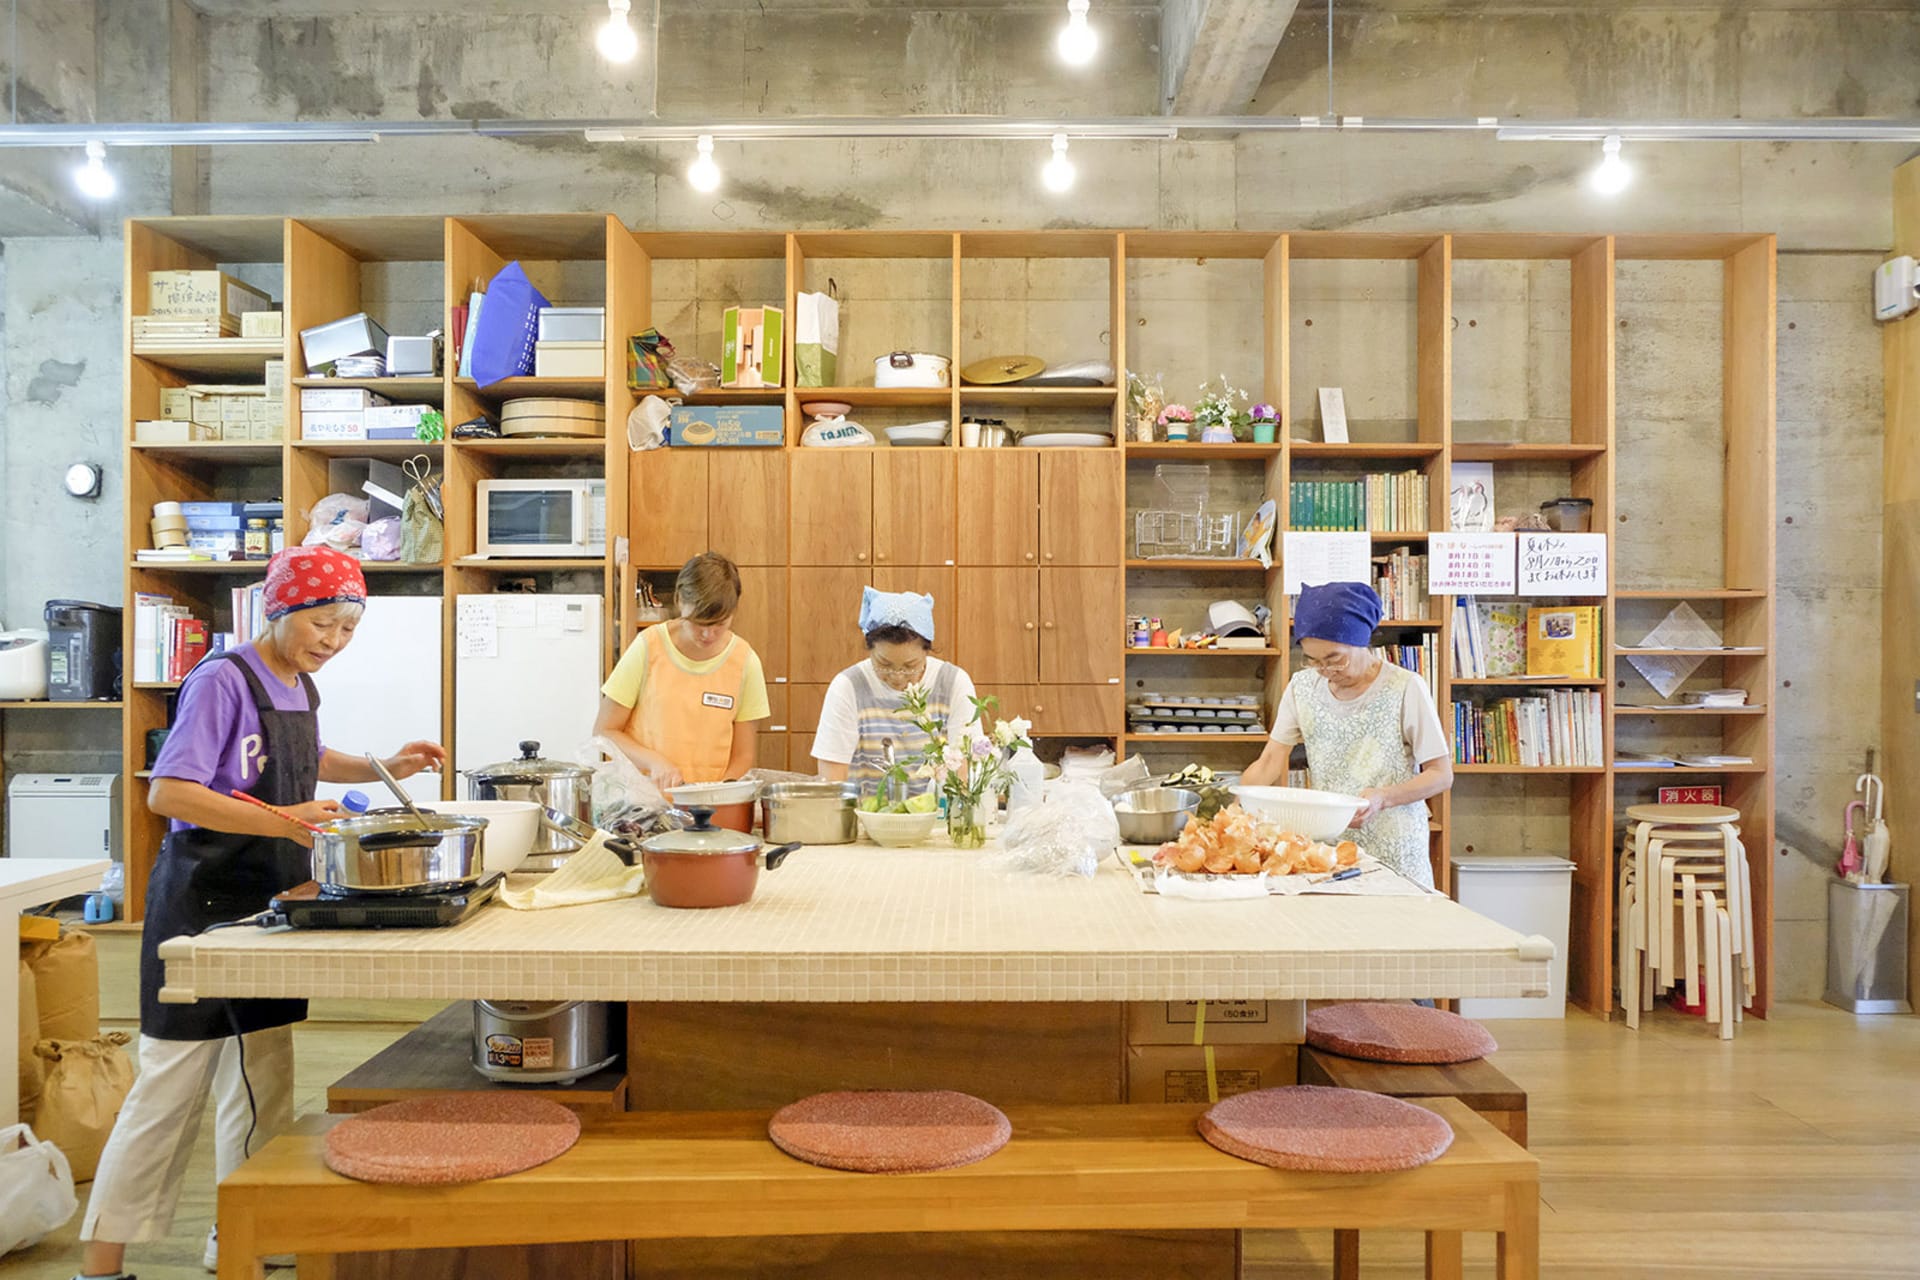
230, 789, 328, 835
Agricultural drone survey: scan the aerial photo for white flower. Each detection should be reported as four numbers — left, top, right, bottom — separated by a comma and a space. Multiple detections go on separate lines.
942, 742, 969, 775
1005, 716, 1033, 742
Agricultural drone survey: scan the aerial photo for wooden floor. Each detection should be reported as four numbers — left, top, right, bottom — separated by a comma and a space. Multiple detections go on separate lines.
5, 1002, 1917, 1280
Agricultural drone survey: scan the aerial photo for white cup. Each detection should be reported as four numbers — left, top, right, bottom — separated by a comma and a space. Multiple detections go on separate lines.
959, 419, 981, 448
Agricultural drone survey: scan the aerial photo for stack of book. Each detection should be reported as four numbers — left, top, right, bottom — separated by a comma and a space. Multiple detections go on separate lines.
1374, 636, 1440, 708
132, 593, 212, 685
1289, 471, 1430, 532
228, 583, 269, 650
1452, 690, 1604, 767
1373, 547, 1429, 620
1450, 599, 1600, 680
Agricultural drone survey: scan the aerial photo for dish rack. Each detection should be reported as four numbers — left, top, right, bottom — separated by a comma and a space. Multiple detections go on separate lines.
1133, 464, 1241, 559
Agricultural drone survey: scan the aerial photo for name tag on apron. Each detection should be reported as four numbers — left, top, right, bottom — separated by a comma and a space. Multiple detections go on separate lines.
702, 692, 736, 710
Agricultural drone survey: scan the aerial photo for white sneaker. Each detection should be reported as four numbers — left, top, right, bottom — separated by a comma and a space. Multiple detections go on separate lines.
204, 1226, 295, 1272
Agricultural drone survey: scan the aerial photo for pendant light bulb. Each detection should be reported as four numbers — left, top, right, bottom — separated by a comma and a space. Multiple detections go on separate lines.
1590, 134, 1631, 196
687, 135, 722, 193
1041, 133, 1076, 194
597, 0, 639, 63
1057, 0, 1097, 66
73, 141, 115, 200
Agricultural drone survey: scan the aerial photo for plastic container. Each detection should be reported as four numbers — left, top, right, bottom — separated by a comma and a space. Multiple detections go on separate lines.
1539, 498, 1593, 533
1006, 746, 1045, 820
1451, 854, 1575, 1018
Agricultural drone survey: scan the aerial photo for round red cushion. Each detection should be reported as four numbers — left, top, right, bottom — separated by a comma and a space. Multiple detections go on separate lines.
1199, 1085, 1454, 1173
769, 1090, 1011, 1174
1306, 1002, 1498, 1065
324, 1093, 580, 1185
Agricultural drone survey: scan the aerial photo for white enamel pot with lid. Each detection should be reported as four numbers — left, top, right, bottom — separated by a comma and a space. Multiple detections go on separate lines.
873, 351, 951, 388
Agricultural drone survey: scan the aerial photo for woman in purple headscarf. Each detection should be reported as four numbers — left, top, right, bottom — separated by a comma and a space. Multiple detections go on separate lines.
1242, 581, 1453, 887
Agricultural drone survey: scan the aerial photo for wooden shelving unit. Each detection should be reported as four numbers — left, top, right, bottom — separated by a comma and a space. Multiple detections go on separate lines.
119, 222, 1776, 1025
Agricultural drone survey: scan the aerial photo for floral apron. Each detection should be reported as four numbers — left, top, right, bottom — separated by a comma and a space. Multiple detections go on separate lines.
845, 661, 960, 798
1292, 663, 1434, 889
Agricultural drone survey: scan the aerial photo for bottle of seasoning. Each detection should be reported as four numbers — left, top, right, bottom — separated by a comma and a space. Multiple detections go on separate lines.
269, 517, 286, 554
244, 518, 271, 560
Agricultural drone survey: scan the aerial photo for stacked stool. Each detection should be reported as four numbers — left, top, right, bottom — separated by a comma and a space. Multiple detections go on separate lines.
1616, 802, 1752, 1039
1299, 1002, 1526, 1280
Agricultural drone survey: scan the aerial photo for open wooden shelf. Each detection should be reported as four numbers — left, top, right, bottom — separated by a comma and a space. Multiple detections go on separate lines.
788, 386, 950, 408
291, 440, 442, 459
1449, 442, 1608, 462
131, 681, 182, 692
453, 557, 605, 572
133, 341, 282, 377
293, 376, 443, 400
685, 388, 786, 404
1379, 619, 1443, 628
1614, 764, 1766, 775
1615, 588, 1767, 601
1614, 705, 1767, 716
451, 437, 606, 458
1289, 442, 1444, 461
1126, 443, 1281, 459
1449, 677, 1606, 688
456, 376, 605, 401
1123, 733, 1269, 744
1615, 646, 1766, 657
1125, 559, 1271, 572
130, 440, 284, 464
1453, 764, 1607, 774
0, 701, 122, 710
128, 560, 269, 574
1124, 647, 1282, 658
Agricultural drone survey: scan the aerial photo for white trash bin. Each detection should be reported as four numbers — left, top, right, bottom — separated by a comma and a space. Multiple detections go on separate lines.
1452, 853, 1575, 1019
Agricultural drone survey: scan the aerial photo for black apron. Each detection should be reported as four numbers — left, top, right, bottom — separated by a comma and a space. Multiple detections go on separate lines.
139, 653, 319, 1040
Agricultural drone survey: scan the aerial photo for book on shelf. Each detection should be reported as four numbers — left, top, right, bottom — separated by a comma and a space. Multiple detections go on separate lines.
1452, 689, 1603, 767
1372, 547, 1429, 621
1374, 635, 1439, 709
1615, 750, 1678, 767
230, 582, 267, 649
1289, 472, 1430, 533
133, 594, 214, 686
1676, 753, 1754, 768
1525, 605, 1600, 679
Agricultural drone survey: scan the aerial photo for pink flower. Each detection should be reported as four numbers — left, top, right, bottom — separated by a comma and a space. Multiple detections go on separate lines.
1158, 404, 1194, 424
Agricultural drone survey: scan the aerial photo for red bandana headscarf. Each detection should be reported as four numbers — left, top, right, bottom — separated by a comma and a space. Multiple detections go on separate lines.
264, 547, 368, 621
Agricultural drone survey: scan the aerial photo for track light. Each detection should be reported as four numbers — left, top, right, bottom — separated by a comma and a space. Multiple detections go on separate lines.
596, 0, 638, 63
1590, 133, 1631, 196
1041, 133, 1075, 193
1057, 0, 1097, 66
687, 135, 721, 192
73, 141, 115, 200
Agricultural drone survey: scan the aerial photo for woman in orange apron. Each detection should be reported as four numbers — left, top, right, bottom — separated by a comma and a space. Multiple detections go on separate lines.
595, 552, 769, 788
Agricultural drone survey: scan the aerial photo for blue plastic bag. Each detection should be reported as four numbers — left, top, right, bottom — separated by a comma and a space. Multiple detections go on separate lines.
470, 261, 549, 387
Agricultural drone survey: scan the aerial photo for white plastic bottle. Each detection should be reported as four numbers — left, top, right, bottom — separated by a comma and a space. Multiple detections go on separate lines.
1006, 745, 1045, 819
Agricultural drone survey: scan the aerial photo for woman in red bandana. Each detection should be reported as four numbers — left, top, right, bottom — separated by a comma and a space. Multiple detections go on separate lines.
77, 547, 445, 1280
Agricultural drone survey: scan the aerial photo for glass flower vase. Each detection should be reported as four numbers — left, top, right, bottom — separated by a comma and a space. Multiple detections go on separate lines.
947, 794, 987, 848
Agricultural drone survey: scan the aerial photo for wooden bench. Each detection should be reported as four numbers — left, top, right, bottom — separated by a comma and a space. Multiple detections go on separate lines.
1299, 1047, 1529, 1279
217, 1100, 1538, 1280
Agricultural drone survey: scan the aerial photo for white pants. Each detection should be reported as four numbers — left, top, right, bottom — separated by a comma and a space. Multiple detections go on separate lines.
81, 1025, 295, 1244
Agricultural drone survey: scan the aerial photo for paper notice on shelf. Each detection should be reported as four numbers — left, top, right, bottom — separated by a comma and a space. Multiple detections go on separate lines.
1283, 531, 1371, 595
1517, 533, 1607, 596
536, 599, 570, 630
495, 597, 536, 629
455, 598, 498, 660
1429, 532, 1517, 594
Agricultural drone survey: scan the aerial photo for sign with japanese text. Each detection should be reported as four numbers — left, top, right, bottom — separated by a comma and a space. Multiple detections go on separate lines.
1518, 533, 1607, 597
1428, 532, 1517, 594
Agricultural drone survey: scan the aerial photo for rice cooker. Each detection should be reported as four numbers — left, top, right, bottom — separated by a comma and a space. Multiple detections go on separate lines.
472, 1000, 616, 1085
0, 630, 49, 701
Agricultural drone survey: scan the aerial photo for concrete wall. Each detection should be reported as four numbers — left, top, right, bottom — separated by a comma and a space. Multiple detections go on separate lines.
0, 0, 1904, 994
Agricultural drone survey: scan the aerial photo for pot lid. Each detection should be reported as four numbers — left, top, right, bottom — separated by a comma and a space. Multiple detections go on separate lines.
466, 739, 593, 782
640, 808, 761, 857
961, 354, 1046, 385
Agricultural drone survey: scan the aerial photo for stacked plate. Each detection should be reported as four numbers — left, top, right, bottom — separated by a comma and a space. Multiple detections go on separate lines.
884, 420, 951, 447
1127, 694, 1264, 736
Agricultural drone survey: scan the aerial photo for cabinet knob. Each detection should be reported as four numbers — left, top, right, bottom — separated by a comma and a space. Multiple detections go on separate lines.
1024, 552, 1034, 562
1033, 705, 1045, 714
1045, 552, 1054, 561
1044, 621, 1056, 630
874, 552, 886, 562
857, 552, 869, 562
1025, 622, 1036, 631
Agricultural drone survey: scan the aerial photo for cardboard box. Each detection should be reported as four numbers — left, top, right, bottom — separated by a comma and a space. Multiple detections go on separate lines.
365, 404, 429, 440
668, 403, 785, 448
537, 306, 606, 342
1126, 1044, 1299, 1105
133, 419, 217, 444
241, 311, 285, 339
533, 340, 604, 378
221, 397, 254, 425
248, 418, 284, 442
148, 270, 273, 327
1126, 1000, 1306, 1046
160, 387, 194, 420
721, 305, 783, 389
302, 411, 366, 441
299, 387, 388, 412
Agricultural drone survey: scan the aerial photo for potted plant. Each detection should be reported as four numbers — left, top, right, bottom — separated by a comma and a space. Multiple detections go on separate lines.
893, 687, 1033, 849
1194, 376, 1249, 444
1249, 402, 1279, 444
1158, 404, 1194, 443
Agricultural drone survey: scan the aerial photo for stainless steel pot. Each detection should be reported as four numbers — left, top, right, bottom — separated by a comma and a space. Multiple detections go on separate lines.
1111, 787, 1202, 845
311, 810, 488, 894
472, 999, 617, 1085
761, 781, 859, 846
466, 739, 594, 871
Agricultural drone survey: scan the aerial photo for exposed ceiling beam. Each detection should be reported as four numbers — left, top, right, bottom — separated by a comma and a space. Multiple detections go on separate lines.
1161, 0, 1301, 118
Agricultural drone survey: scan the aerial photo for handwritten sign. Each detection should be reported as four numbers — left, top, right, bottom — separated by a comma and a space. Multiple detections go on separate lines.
1518, 533, 1606, 596
1283, 531, 1371, 596
1429, 532, 1516, 594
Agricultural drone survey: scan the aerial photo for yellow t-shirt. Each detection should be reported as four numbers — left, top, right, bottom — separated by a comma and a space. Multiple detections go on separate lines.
600, 625, 769, 783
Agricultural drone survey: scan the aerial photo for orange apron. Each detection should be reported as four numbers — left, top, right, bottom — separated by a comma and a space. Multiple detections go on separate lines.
621, 625, 751, 784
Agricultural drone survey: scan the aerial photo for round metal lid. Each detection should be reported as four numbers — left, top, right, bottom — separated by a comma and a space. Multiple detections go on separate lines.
465, 739, 593, 783
639, 808, 761, 857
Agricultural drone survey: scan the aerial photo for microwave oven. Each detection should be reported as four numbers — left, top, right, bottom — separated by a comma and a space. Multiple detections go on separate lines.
475, 479, 607, 558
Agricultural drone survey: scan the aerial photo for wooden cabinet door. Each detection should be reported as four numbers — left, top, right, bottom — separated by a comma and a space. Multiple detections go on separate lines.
958, 451, 1039, 566
708, 450, 788, 566
788, 567, 870, 683
872, 566, 955, 660
790, 451, 873, 565
954, 568, 1040, 685
1027, 685, 1124, 736
628, 449, 709, 568
755, 687, 791, 771
787, 683, 831, 768
733, 566, 788, 683
873, 451, 956, 567
1039, 451, 1123, 566
1040, 567, 1123, 684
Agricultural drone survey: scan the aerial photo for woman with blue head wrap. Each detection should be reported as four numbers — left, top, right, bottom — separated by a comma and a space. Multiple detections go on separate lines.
810, 587, 980, 792
1241, 580, 1453, 887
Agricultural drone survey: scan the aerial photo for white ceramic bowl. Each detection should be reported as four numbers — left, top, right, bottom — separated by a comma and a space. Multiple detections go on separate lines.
885, 421, 951, 447
855, 809, 940, 847
416, 799, 540, 875
1229, 786, 1364, 840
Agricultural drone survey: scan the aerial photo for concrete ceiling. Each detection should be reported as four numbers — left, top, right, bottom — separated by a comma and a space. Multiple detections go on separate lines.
182, 1, 1133, 14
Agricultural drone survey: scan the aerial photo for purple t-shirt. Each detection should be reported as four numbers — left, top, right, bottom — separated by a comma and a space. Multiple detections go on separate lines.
150, 644, 324, 833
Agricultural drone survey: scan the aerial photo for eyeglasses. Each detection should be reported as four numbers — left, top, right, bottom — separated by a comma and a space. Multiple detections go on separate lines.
1301, 651, 1347, 671
872, 654, 928, 679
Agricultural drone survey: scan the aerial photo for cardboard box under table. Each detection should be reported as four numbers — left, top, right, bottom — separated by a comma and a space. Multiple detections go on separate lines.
668, 403, 784, 447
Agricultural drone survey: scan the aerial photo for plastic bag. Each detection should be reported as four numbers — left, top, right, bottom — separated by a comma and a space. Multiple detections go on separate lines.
360, 516, 403, 562
1095, 755, 1154, 798
34, 1032, 133, 1182
0, 1123, 77, 1254
574, 736, 687, 837
471, 262, 549, 386
993, 782, 1118, 879
303, 493, 369, 549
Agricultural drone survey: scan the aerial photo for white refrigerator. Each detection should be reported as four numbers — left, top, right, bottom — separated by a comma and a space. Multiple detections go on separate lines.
453, 594, 605, 787
309, 595, 444, 804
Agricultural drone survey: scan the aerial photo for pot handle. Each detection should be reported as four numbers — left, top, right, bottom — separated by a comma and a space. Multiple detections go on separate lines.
763, 843, 801, 871
887, 350, 914, 368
